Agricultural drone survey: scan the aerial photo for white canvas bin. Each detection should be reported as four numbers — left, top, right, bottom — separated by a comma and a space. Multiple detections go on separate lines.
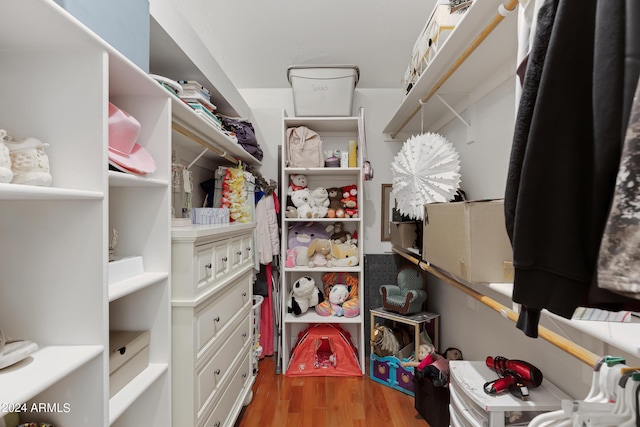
287, 65, 359, 117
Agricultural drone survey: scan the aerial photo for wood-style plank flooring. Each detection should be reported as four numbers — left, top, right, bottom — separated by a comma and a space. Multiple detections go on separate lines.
234, 356, 431, 427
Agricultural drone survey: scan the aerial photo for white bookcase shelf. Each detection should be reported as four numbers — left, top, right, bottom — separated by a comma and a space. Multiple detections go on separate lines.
0, 1, 171, 425
280, 113, 366, 375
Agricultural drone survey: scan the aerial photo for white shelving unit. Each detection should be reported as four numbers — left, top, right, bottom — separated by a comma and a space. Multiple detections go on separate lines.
0, 0, 171, 425
280, 114, 366, 374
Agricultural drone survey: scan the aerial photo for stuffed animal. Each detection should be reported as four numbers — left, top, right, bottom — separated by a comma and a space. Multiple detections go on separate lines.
290, 189, 319, 219
315, 272, 359, 317
288, 174, 308, 195
341, 184, 358, 218
285, 249, 296, 268
327, 284, 350, 316
310, 187, 329, 218
288, 222, 330, 266
307, 238, 333, 267
326, 221, 351, 244
331, 242, 359, 267
413, 347, 464, 386
287, 276, 324, 315
326, 187, 345, 218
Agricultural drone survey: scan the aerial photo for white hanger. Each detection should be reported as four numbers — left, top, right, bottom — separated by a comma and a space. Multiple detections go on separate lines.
528, 357, 625, 427
571, 369, 636, 427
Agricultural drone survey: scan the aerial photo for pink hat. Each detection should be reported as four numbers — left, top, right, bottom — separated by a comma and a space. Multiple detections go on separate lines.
108, 103, 155, 175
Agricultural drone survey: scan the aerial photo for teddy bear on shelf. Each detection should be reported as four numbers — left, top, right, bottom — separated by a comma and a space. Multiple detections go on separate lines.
287, 276, 324, 316
287, 174, 308, 195
315, 272, 360, 318
326, 186, 345, 218
290, 189, 320, 219
307, 238, 333, 268
341, 184, 358, 218
310, 186, 329, 218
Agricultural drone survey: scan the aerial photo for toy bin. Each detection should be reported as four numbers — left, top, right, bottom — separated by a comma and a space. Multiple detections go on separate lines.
370, 345, 417, 396
287, 65, 359, 117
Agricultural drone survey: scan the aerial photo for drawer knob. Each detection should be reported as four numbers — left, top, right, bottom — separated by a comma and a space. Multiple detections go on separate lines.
242, 332, 247, 338
215, 369, 221, 375
242, 373, 247, 379
214, 422, 220, 427
242, 292, 247, 297
205, 263, 212, 269
237, 251, 242, 255
246, 247, 251, 252
222, 256, 228, 262
214, 316, 220, 322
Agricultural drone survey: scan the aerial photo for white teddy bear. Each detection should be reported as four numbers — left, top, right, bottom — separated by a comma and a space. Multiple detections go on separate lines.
291, 188, 323, 219
287, 276, 324, 315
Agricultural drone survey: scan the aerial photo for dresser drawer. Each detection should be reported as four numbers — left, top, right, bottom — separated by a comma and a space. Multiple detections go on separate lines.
196, 316, 252, 418
195, 274, 252, 357
199, 350, 252, 427
241, 234, 253, 266
230, 237, 243, 271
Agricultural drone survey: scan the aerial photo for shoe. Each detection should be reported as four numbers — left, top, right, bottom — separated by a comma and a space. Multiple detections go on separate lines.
0, 129, 13, 183
5, 135, 52, 187
0, 329, 38, 370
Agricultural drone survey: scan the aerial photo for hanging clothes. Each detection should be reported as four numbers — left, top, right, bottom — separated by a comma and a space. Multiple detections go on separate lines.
505, 0, 640, 337
259, 262, 274, 358
598, 79, 640, 300
255, 192, 280, 265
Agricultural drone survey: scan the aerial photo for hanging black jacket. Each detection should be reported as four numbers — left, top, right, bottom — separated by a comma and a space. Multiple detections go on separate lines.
504, 0, 640, 337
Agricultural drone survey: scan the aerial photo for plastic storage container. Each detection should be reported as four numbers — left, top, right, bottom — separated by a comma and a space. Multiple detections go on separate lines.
287, 65, 359, 117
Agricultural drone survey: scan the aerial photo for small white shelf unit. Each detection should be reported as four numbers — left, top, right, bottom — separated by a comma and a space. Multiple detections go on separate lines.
280, 114, 366, 375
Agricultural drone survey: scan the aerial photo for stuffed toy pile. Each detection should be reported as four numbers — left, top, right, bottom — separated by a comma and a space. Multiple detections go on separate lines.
287, 276, 324, 315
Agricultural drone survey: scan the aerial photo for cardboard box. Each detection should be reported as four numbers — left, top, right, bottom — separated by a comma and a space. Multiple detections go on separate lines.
422, 199, 513, 283
390, 221, 418, 249
109, 330, 150, 397
287, 65, 359, 116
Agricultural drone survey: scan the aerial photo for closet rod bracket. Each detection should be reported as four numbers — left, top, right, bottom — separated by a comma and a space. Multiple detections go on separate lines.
435, 94, 475, 143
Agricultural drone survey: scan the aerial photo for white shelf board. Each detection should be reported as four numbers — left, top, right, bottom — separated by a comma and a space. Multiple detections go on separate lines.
171, 95, 261, 166
109, 363, 168, 425
284, 217, 360, 223
108, 272, 170, 302
0, 183, 103, 200
108, 172, 169, 188
383, 0, 518, 136
171, 222, 256, 240
284, 167, 360, 177
284, 311, 363, 324
0, 345, 103, 405
482, 282, 640, 358
283, 116, 359, 133
283, 265, 361, 273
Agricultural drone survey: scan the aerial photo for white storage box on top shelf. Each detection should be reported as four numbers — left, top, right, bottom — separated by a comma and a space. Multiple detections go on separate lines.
287, 65, 359, 117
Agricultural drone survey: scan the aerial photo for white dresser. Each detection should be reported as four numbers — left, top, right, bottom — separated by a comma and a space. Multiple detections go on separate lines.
171, 222, 257, 427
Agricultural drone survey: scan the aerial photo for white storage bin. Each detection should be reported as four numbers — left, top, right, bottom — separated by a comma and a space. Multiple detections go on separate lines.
109, 330, 150, 397
287, 65, 359, 117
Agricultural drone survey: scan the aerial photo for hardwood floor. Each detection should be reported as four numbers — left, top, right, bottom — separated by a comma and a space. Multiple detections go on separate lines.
235, 356, 431, 427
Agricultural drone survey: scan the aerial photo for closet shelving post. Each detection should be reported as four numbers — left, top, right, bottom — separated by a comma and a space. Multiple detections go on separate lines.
280, 114, 366, 375
0, 0, 172, 426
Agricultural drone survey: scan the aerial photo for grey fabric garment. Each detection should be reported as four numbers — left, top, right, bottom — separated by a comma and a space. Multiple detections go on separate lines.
598, 80, 640, 299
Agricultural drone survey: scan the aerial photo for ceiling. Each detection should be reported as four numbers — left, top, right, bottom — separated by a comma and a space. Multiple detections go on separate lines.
164, 0, 440, 90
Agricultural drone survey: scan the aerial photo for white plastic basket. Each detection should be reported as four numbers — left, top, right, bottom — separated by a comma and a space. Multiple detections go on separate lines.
252, 295, 264, 357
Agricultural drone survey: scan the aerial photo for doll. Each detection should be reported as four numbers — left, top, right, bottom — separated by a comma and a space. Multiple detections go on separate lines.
412, 346, 463, 387
401, 343, 435, 369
